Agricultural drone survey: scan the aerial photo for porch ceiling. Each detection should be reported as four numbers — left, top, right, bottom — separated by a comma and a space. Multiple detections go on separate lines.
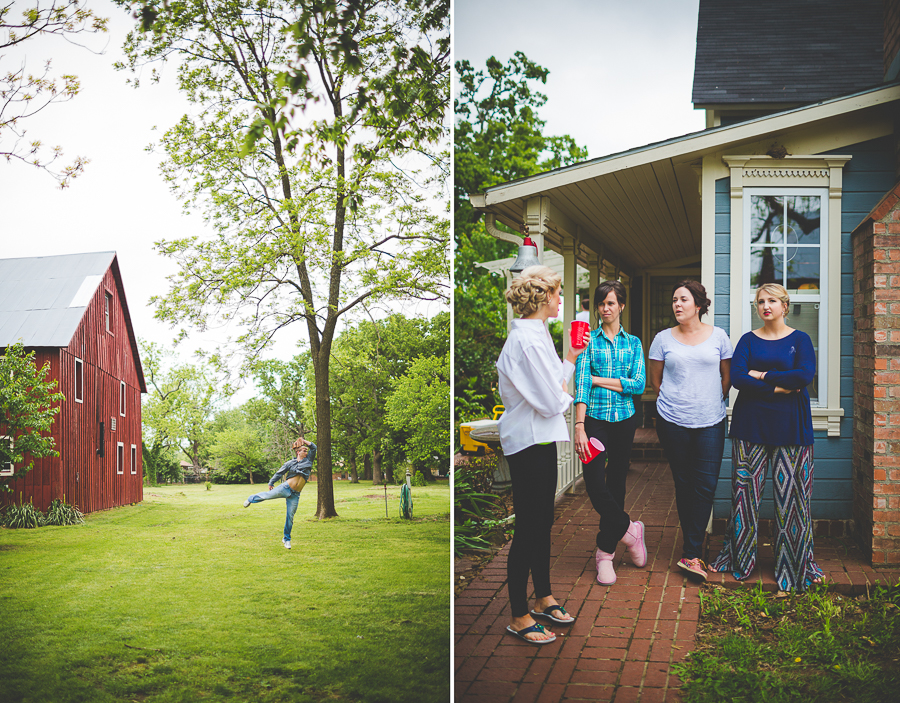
478, 158, 702, 275
470, 82, 900, 276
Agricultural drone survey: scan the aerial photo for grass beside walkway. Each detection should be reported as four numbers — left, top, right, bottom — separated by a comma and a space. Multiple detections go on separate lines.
0, 481, 450, 703
675, 581, 900, 703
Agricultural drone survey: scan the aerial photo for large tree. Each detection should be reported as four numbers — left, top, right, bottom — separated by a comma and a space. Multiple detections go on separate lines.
328, 313, 447, 485
1, 0, 107, 186
140, 341, 225, 476
116, 0, 449, 519
454, 53, 587, 420
0, 342, 64, 491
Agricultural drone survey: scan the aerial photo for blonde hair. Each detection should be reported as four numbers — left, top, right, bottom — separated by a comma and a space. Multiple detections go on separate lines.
292, 438, 306, 452
755, 283, 791, 319
506, 265, 561, 317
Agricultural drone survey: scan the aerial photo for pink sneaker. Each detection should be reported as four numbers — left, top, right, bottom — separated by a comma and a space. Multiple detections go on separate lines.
620, 520, 647, 568
596, 549, 616, 585
677, 557, 708, 581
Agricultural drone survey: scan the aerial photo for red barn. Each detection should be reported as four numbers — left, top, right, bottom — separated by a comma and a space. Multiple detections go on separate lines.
0, 252, 146, 513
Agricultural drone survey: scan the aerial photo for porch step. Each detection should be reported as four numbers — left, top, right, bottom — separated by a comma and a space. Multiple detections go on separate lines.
632, 427, 664, 460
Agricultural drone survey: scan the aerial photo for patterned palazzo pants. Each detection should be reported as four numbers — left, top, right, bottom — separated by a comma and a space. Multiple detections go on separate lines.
710, 440, 824, 591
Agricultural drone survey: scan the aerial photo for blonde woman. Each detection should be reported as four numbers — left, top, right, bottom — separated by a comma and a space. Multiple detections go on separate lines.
710, 284, 824, 590
243, 437, 315, 549
496, 265, 589, 645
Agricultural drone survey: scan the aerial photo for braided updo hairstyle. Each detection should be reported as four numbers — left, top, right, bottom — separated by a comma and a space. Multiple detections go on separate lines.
506, 265, 562, 317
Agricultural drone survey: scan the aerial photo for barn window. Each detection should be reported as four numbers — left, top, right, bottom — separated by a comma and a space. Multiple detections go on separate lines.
74, 358, 83, 403
116, 442, 124, 475
105, 292, 112, 333
120, 381, 126, 417
131, 444, 137, 475
1, 436, 13, 476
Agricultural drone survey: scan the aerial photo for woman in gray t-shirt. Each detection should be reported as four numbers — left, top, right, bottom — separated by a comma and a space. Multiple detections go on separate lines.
647, 280, 732, 581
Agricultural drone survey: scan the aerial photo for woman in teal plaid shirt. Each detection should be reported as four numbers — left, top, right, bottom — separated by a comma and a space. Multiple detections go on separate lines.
574, 281, 648, 586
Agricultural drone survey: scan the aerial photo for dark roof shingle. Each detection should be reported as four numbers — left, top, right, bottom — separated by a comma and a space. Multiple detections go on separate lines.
693, 0, 883, 106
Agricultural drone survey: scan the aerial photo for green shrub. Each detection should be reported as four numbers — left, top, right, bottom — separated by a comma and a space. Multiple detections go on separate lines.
2, 495, 44, 529
412, 471, 427, 487
44, 497, 84, 526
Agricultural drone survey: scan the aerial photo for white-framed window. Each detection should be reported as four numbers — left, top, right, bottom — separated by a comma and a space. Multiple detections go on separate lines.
116, 442, 124, 475
120, 381, 126, 417
1, 435, 13, 476
105, 292, 112, 333
74, 358, 83, 403
743, 188, 827, 406
131, 444, 137, 475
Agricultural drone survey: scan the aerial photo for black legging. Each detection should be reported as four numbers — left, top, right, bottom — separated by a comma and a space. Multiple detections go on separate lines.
582, 414, 636, 553
506, 442, 558, 618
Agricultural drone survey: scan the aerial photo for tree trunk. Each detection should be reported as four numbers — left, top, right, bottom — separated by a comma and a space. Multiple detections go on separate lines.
363, 454, 372, 481
313, 356, 338, 518
349, 452, 358, 483
372, 448, 382, 486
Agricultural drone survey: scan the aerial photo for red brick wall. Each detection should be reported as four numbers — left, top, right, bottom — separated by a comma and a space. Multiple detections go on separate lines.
852, 185, 900, 565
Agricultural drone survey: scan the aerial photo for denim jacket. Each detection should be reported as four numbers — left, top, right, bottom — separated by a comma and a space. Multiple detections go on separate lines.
268, 443, 316, 485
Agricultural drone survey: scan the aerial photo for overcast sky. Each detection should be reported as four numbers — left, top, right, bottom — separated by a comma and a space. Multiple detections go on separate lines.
1, 0, 445, 400
454, 0, 705, 161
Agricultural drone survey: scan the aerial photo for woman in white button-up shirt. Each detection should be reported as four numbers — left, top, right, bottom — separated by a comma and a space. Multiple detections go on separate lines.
496, 265, 589, 645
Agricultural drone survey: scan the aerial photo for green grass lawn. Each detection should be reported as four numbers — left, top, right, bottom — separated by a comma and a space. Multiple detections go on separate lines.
0, 480, 450, 703
675, 581, 900, 703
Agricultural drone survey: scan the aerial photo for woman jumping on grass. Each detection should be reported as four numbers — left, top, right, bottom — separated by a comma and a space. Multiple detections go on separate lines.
243, 437, 315, 549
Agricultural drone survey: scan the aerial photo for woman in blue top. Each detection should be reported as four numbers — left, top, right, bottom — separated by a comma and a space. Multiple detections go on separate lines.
573, 280, 647, 586
648, 280, 733, 581
710, 284, 824, 590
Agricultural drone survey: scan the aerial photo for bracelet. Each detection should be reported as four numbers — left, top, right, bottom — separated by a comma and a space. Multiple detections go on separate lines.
575, 422, 584, 426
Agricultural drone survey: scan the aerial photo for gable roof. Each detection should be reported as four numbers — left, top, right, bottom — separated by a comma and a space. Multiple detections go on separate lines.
693, 0, 883, 107
0, 251, 147, 392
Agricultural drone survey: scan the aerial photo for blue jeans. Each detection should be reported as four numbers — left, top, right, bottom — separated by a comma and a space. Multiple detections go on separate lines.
655, 416, 726, 560
247, 483, 301, 541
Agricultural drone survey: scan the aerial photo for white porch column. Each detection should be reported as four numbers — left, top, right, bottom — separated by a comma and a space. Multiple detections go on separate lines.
587, 253, 600, 329
561, 233, 578, 494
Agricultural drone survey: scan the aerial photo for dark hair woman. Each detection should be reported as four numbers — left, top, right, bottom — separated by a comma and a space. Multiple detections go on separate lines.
573, 280, 647, 586
647, 280, 732, 580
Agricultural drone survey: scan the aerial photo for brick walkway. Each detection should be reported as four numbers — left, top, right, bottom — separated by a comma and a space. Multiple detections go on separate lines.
454, 430, 899, 702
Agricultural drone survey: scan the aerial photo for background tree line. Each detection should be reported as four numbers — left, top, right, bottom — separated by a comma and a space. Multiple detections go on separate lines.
141, 311, 449, 487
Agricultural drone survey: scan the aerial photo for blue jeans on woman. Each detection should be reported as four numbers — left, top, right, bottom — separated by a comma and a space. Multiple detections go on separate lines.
655, 415, 726, 560
246, 483, 301, 541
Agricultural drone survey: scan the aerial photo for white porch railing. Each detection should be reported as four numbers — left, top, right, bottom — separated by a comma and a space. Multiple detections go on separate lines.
556, 405, 583, 498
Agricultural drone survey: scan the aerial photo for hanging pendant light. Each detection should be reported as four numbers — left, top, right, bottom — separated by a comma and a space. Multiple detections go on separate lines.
509, 235, 540, 275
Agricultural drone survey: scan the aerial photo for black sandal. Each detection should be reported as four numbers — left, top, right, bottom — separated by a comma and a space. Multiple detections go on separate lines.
530, 604, 575, 624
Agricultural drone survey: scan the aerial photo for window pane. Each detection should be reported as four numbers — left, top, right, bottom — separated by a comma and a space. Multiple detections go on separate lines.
751, 195, 783, 244
786, 247, 820, 292
787, 196, 820, 245
750, 246, 781, 286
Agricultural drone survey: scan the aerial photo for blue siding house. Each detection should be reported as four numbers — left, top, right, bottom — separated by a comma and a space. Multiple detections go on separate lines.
468, 0, 900, 563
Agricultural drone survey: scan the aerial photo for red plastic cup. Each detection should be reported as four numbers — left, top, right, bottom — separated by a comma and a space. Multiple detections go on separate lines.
581, 437, 606, 464
570, 320, 590, 349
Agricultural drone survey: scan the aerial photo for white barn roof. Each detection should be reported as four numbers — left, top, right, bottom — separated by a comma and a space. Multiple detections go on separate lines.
0, 251, 117, 347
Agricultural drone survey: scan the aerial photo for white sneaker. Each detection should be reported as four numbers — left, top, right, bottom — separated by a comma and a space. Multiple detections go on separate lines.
283, 540, 291, 549
243, 499, 251, 508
